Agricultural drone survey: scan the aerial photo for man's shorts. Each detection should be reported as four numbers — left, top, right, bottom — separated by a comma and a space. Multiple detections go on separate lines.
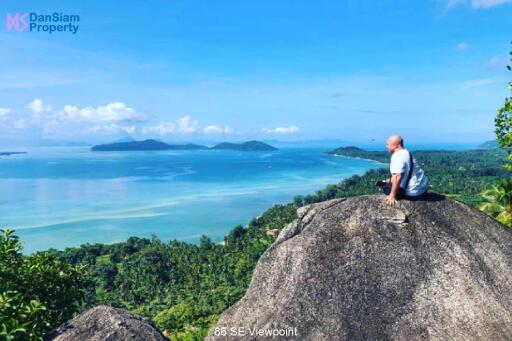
380, 183, 427, 200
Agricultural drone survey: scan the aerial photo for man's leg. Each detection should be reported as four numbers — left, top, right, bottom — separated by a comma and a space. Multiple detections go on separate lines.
405, 188, 428, 201
396, 187, 406, 199
382, 183, 391, 195
382, 183, 405, 199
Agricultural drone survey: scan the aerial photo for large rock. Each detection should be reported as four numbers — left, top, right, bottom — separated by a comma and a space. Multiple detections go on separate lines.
45, 305, 167, 340
207, 194, 512, 340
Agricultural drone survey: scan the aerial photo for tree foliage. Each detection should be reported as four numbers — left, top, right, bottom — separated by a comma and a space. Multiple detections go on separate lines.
479, 179, 512, 226
0, 229, 91, 340
480, 42, 512, 227
495, 41, 512, 170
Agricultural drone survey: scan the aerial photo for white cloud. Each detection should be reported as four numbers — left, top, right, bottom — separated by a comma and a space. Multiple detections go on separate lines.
142, 122, 176, 135
0, 108, 10, 119
486, 56, 509, 69
26, 98, 52, 113
123, 126, 136, 134
444, 0, 511, 9
445, 0, 465, 8
203, 125, 233, 133
458, 77, 497, 90
455, 42, 469, 51
262, 125, 300, 134
91, 124, 136, 134
141, 118, 234, 136
176, 115, 198, 133
141, 116, 202, 136
61, 102, 145, 122
471, 0, 511, 8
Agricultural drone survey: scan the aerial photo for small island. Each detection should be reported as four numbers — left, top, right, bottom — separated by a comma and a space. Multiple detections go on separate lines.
91, 139, 277, 152
328, 146, 389, 163
210, 140, 278, 151
0, 152, 26, 156
328, 146, 367, 156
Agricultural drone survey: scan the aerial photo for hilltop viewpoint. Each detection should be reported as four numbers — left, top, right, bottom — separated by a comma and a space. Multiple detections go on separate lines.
206, 194, 512, 340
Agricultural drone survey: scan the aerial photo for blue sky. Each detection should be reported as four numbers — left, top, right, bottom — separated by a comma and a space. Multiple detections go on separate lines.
0, 0, 511, 144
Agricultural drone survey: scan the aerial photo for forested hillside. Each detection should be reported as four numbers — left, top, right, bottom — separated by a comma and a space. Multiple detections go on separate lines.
324, 147, 509, 206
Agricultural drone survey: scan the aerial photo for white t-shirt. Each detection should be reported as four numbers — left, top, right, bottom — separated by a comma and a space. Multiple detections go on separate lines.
390, 149, 429, 196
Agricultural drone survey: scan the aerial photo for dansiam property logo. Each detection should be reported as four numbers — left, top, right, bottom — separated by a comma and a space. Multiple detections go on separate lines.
6, 12, 80, 34
6, 13, 28, 32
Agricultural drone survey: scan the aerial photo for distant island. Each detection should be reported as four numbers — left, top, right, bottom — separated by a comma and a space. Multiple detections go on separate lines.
328, 146, 366, 156
0, 152, 26, 156
328, 146, 390, 163
210, 141, 277, 151
91, 139, 277, 152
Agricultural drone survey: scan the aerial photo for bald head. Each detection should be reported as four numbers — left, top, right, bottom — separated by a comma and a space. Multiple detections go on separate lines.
388, 135, 403, 146
386, 135, 404, 153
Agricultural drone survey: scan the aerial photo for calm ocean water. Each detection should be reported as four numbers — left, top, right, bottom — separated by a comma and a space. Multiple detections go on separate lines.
0, 146, 383, 253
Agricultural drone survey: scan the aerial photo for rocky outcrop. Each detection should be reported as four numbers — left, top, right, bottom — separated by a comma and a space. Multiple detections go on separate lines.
45, 305, 167, 340
207, 194, 512, 340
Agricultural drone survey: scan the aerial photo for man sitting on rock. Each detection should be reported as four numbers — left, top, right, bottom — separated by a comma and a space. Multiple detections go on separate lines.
377, 135, 429, 205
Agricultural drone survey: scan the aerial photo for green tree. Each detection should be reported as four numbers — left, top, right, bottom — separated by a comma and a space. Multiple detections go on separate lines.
0, 229, 91, 340
495, 41, 512, 169
480, 42, 512, 227
478, 179, 512, 226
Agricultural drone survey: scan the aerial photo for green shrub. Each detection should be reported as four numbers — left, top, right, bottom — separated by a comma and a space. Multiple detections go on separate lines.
0, 229, 91, 340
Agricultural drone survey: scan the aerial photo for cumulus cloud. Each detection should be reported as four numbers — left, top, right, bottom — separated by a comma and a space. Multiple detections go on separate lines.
26, 98, 52, 113
61, 102, 145, 122
142, 122, 176, 135
444, 0, 511, 9
141, 116, 202, 136
4, 101, 237, 139
455, 42, 469, 51
203, 125, 233, 133
262, 125, 300, 134
0, 108, 10, 119
90, 124, 136, 134
176, 115, 198, 133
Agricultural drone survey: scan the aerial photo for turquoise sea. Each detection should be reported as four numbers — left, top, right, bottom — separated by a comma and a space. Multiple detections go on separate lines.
0, 146, 383, 254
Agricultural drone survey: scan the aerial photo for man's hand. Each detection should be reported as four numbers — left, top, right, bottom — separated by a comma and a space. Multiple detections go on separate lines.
385, 195, 398, 206
385, 173, 402, 206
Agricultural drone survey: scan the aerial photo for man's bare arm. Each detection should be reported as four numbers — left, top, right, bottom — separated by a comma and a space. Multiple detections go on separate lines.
390, 173, 403, 198
385, 172, 403, 205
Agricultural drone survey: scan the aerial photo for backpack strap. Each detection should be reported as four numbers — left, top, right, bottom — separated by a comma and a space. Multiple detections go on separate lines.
404, 151, 414, 189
